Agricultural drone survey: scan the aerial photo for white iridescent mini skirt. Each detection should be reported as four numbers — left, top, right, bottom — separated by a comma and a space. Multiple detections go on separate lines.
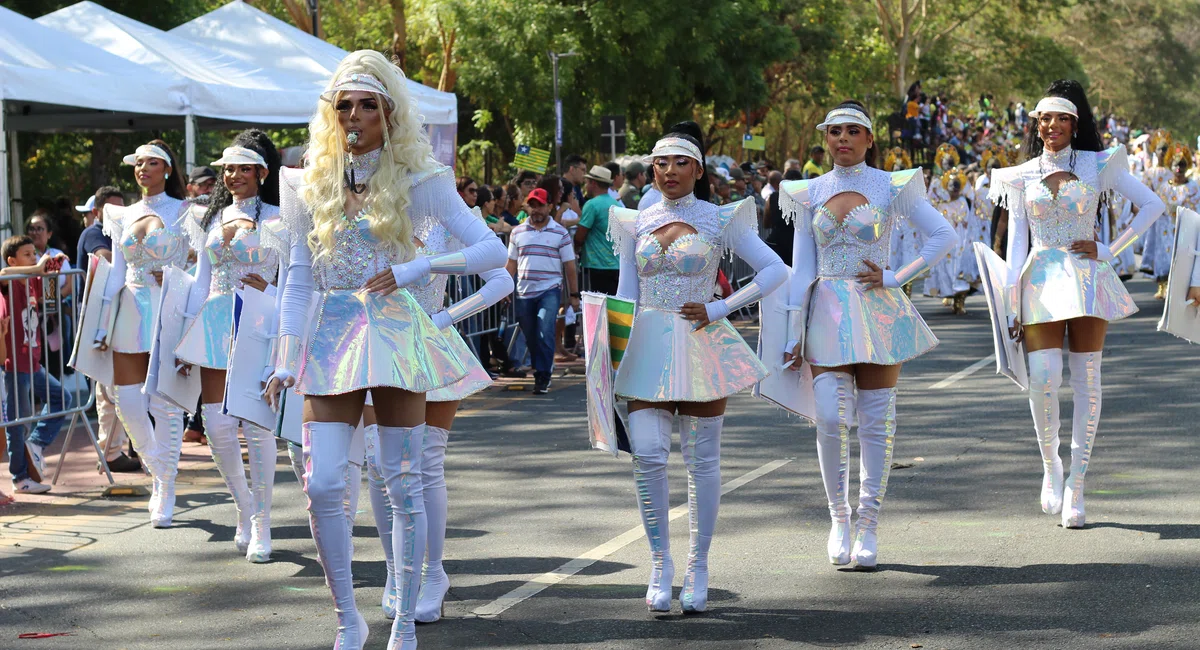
297, 289, 469, 396
614, 308, 768, 403
426, 325, 492, 403
112, 284, 160, 354
805, 278, 938, 367
1019, 246, 1137, 325
175, 292, 235, 369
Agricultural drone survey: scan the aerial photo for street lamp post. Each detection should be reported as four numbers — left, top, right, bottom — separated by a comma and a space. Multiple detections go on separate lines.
307, 0, 319, 37
549, 50, 578, 174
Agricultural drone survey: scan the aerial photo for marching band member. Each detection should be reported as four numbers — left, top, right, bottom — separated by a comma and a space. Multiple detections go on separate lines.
990, 80, 1164, 529
176, 130, 284, 563
606, 121, 786, 613
781, 100, 957, 570
91, 140, 191, 528
264, 51, 506, 650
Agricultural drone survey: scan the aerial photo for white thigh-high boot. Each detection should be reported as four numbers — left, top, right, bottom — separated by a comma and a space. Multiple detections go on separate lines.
1064, 351, 1102, 529
853, 387, 898, 570
113, 385, 158, 513
303, 421, 368, 650
201, 404, 253, 551
288, 442, 307, 488
678, 415, 722, 614
812, 372, 856, 566
364, 424, 398, 619
1027, 349, 1065, 515
148, 395, 184, 528
244, 422, 277, 563
376, 424, 427, 650
627, 408, 674, 613
415, 425, 450, 623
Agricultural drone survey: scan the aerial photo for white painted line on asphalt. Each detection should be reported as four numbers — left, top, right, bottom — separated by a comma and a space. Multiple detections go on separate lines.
471, 458, 793, 618
929, 354, 995, 390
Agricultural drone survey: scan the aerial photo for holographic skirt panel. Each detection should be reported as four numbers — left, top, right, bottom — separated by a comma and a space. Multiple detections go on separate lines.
297, 289, 469, 396
1020, 246, 1137, 325
112, 284, 159, 354
614, 308, 768, 403
426, 325, 492, 403
174, 292, 234, 369
805, 278, 938, 367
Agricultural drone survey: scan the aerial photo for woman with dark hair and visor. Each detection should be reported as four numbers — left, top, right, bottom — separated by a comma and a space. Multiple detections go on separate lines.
605, 121, 787, 614
989, 80, 1164, 529
777, 100, 957, 570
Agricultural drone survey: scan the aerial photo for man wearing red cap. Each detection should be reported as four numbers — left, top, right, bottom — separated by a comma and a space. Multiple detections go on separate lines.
505, 188, 580, 394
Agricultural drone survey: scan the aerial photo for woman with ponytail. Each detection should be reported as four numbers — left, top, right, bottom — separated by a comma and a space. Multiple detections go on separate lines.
990, 80, 1164, 529
776, 100, 957, 570
88, 139, 191, 529
263, 51, 506, 650
174, 129, 285, 564
602, 121, 787, 613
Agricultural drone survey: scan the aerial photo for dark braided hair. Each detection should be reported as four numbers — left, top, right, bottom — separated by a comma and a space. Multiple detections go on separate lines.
663, 121, 711, 202
202, 129, 281, 231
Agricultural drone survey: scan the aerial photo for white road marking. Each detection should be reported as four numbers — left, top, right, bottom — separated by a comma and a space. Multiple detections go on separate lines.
471, 458, 793, 618
929, 354, 996, 389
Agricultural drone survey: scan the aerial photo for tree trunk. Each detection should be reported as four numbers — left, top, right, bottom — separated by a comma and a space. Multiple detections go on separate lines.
391, 0, 407, 70
895, 34, 912, 100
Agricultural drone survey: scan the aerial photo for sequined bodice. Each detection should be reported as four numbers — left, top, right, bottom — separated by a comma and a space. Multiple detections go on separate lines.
813, 203, 891, 278
1159, 180, 1200, 217
1026, 179, 1098, 249
119, 224, 187, 285
312, 217, 398, 291
204, 226, 278, 295
407, 214, 457, 314
631, 196, 728, 310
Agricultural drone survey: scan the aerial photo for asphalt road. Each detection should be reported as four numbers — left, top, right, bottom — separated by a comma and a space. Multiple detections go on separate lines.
3, 275, 1199, 650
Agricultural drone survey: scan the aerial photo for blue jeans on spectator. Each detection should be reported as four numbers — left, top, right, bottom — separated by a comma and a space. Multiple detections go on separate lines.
514, 288, 560, 383
6, 368, 72, 481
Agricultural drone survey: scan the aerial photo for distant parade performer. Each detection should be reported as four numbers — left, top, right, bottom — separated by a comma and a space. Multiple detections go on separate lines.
989, 80, 1164, 529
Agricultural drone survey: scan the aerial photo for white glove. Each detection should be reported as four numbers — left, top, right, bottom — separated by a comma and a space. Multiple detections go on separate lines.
391, 257, 433, 289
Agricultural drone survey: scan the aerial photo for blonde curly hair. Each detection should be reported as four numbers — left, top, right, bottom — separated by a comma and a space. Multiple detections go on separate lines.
301, 50, 435, 264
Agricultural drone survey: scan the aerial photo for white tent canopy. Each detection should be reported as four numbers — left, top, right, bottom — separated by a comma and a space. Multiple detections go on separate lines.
170, 0, 457, 127
0, 4, 189, 234
38, 2, 321, 128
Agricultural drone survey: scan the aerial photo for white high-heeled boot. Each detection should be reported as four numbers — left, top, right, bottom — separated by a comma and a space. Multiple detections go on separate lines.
288, 441, 306, 488
415, 425, 451, 623
148, 395, 184, 528
813, 372, 856, 566
303, 421, 368, 650
364, 424, 398, 619
201, 404, 253, 551
1064, 351, 1102, 529
1027, 349, 1065, 515
627, 408, 674, 613
244, 422, 276, 563
679, 415, 722, 614
376, 424, 427, 650
853, 387, 898, 570
113, 385, 158, 513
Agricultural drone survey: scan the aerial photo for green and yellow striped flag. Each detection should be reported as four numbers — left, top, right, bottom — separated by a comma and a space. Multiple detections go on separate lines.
606, 296, 635, 370
513, 144, 551, 173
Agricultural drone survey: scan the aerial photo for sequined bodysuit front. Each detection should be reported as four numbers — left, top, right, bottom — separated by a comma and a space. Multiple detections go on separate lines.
113, 193, 189, 286
198, 199, 281, 296
311, 216, 401, 291
1025, 149, 1102, 250
632, 195, 727, 311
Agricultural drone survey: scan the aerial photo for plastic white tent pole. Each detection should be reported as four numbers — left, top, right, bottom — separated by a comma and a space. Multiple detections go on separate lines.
0, 102, 8, 238
185, 112, 196, 174
9, 130, 21, 234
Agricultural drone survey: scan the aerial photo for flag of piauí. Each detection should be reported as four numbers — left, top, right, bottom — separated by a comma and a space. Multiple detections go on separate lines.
606, 296, 635, 370
514, 144, 551, 173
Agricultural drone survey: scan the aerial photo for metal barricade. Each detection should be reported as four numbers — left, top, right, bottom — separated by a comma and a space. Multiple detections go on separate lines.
0, 268, 109, 486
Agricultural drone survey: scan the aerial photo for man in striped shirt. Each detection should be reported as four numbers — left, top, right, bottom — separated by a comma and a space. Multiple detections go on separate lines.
506, 188, 580, 394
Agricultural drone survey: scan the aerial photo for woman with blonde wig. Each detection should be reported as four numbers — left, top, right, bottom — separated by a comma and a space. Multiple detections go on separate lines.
264, 51, 506, 650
